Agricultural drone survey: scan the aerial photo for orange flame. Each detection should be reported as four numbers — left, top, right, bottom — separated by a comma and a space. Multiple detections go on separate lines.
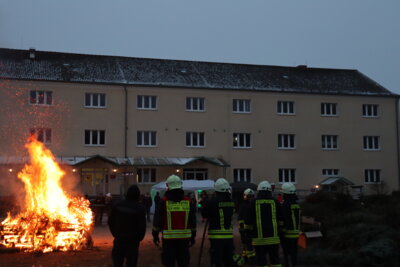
0, 137, 93, 252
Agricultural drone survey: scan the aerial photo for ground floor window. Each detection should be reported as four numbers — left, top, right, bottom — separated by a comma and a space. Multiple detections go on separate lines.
233, 168, 251, 182
279, 168, 296, 183
183, 168, 208, 180
137, 168, 156, 183
81, 168, 108, 186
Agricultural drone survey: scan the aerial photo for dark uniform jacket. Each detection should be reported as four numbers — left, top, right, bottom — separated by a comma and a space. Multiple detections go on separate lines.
108, 188, 146, 242
202, 192, 235, 239
244, 191, 283, 245
153, 188, 197, 239
280, 194, 301, 239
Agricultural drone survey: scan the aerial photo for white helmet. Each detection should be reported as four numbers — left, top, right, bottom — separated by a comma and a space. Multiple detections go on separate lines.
243, 188, 255, 200
257, 181, 272, 191
166, 175, 182, 190
214, 178, 231, 192
282, 182, 296, 194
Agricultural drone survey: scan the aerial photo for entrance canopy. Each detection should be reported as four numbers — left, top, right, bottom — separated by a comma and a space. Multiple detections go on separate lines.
151, 179, 215, 192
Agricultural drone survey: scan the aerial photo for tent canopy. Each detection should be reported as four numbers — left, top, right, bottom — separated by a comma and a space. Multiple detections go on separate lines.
151, 179, 215, 192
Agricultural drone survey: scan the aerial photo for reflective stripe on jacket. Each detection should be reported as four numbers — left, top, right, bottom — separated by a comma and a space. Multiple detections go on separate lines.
162, 199, 191, 239
281, 200, 301, 239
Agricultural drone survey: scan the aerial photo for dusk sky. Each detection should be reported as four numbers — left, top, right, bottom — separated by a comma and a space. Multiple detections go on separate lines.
1, 0, 399, 94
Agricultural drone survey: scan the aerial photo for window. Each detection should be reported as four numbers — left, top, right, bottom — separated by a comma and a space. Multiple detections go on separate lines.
233, 169, 251, 183
84, 130, 105, 146
137, 95, 157, 109
321, 135, 338, 150
183, 168, 208, 180
365, 169, 381, 184
277, 101, 295, 115
278, 134, 295, 149
233, 133, 251, 148
30, 90, 52, 105
322, 169, 339, 177
186, 97, 205, 111
137, 168, 156, 183
362, 104, 378, 117
279, 169, 296, 183
233, 99, 251, 113
30, 128, 52, 144
85, 93, 106, 108
137, 131, 157, 147
186, 132, 205, 147
321, 103, 337, 116
363, 136, 380, 150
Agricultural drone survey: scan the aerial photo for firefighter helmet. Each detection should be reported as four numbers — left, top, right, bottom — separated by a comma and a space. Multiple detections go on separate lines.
243, 188, 255, 200
166, 175, 182, 190
257, 181, 272, 191
214, 178, 231, 192
282, 182, 296, 194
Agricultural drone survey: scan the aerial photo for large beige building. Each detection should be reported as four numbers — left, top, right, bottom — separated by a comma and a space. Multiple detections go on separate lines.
0, 48, 399, 196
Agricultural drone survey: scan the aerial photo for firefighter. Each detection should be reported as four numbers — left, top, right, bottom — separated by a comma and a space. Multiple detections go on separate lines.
152, 175, 197, 267
244, 181, 282, 267
201, 178, 237, 267
238, 188, 256, 263
279, 183, 301, 267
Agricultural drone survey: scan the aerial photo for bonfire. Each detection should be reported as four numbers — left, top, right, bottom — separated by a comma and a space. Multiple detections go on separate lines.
0, 137, 93, 252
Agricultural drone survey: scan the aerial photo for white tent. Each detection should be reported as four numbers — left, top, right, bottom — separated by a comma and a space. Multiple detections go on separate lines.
151, 179, 215, 192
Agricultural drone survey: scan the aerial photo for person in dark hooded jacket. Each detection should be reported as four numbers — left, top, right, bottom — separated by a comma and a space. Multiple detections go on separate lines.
108, 185, 146, 267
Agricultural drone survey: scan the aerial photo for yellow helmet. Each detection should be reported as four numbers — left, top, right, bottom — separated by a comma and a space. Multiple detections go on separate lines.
166, 175, 182, 190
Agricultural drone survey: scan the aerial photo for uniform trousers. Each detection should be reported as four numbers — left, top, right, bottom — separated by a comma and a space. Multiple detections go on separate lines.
254, 244, 282, 267
209, 238, 235, 267
162, 239, 190, 267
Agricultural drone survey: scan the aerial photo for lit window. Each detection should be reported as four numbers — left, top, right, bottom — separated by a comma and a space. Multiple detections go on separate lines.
233, 133, 251, 148
233, 99, 251, 113
30, 90, 52, 105
186, 97, 205, 111
137, 95, 157, 109
277, 101, 295, 115
186, 132, 205, 147
137, 131, 157, 147
85, 93, 106, 108
84, 130, 105, 146
321, 103, 337, 116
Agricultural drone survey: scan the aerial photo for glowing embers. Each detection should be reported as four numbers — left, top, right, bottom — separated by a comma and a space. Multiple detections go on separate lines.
0, 137, 93, 252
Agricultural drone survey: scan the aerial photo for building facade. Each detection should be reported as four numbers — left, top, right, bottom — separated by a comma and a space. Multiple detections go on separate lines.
0, 48, 399, 196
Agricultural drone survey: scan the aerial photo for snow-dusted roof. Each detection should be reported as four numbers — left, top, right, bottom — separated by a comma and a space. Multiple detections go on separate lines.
319, 177, 354, 185
0, 48, 395, 96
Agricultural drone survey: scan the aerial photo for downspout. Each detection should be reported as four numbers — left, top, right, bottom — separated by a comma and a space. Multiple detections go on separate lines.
396, 97, 400, 191
124, 85, 128, 158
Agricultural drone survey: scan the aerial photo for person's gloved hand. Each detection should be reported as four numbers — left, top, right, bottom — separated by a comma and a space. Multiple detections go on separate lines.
152, 230, 160, 246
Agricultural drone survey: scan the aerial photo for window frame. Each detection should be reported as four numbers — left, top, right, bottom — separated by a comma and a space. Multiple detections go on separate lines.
84, 129, 106, 146
183, 168, 208, 180
321, 135, 338, 150
233, 133, 251, 148
278, 168, 296, 184
321, 102, 338, 116
363, 136, 380, 151
278, 134, 296, 149
322, 169, 340, 177
84, 93, 106, 108
364, 169, 381, 184
232, 99, 251, 113
186, 132, 205, 148
277, 101, 295, 115
137, 168, 156, 184
362, 104, 379, 118
233, 168, 252, 183
30, 90, 53, 105
137, 131, 157, 147
186, 97, 205, 112
137, 95, 157, 110
30, 128, 52, 144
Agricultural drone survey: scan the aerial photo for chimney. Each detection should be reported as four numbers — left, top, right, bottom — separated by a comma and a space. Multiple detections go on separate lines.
29, 47, 36, 60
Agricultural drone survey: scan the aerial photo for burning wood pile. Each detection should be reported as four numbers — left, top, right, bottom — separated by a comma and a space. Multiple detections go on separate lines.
0, 137, 93, 252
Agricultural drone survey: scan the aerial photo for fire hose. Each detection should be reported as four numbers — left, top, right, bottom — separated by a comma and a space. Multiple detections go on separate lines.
197, 219, 208, 267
